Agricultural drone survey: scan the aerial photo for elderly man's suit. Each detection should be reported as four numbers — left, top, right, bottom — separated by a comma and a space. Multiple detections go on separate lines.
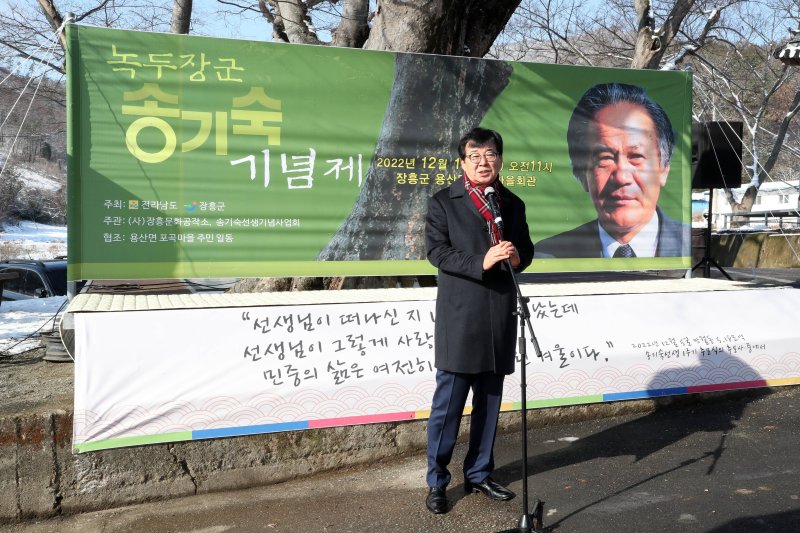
534, 207, 688, 258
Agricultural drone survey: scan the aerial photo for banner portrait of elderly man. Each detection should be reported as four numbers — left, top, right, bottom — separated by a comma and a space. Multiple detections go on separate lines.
535, 82, 689, 259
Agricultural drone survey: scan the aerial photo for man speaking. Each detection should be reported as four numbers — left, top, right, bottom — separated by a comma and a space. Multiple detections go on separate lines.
535, 83, 688, 258
423, 127, 534, 514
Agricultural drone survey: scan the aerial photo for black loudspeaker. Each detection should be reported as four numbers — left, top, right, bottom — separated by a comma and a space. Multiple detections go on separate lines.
691, 121, 743, 189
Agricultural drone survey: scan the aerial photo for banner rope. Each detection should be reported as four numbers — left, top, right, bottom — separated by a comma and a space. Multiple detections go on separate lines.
0, 18, 67, 88
0, 37, 60, 182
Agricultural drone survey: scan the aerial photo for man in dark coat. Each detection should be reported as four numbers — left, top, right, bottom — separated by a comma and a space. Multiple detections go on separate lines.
535, 83, 689, 259
423, 127, 535, 514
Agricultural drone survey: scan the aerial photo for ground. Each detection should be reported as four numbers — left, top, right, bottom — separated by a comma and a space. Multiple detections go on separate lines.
0, 344, 73, 418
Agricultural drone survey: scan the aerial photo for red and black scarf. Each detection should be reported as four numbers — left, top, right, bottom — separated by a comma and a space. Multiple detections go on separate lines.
463, 175, 503, 244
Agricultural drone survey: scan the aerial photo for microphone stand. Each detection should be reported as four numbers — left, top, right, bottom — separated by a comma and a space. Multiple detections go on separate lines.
486, 189, 545, 533
497, 253, 546, 533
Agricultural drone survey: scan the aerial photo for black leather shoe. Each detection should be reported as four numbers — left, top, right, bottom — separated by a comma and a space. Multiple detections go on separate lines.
464, 476, 516, 501
426, 487, 448, 514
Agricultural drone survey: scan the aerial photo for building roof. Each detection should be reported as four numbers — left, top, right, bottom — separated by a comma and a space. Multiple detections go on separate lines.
774, 41, 800, 64
725, 180, 799, 196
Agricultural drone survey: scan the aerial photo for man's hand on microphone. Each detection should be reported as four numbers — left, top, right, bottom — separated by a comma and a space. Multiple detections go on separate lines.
483, 241, 520, 270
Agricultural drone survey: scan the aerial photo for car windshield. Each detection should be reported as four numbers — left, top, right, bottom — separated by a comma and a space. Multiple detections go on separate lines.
46, 265, 68, 296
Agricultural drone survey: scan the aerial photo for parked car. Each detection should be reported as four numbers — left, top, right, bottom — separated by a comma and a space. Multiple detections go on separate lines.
0, 259, 70, 301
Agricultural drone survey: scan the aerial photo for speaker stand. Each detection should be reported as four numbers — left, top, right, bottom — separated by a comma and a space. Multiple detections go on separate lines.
691, 187, 732, 280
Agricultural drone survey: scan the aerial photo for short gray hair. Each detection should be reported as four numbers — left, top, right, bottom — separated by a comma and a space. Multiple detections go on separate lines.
567, 83, 675, 180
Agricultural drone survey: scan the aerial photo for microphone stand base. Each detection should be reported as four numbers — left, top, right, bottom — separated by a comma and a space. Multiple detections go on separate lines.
496, 498, 546, 533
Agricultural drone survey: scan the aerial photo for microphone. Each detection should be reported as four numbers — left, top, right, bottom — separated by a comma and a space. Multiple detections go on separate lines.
484, 186, 504, 231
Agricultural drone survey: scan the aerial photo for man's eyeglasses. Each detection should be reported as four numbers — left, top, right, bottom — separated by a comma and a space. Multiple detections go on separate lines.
467, 152, 499, 164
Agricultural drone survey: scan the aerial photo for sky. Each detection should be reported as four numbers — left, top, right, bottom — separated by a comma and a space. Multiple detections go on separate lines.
193, 0, 275, 42
185, 0, 354, 42
1, 0, 793, 45
0, 0, 331, 45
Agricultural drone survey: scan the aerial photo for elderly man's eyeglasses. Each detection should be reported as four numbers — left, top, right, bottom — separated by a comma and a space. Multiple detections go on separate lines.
467, 151, 499, 164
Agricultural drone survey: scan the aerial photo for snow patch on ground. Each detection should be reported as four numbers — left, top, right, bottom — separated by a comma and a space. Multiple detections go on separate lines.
0, 296, 66, 355
13, 165, 63, 191
1, 220, 66, 242
0, 220, 67, 259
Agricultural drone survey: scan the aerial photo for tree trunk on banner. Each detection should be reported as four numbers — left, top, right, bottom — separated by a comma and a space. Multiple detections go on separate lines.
318, 54, 512, 263
233, 56, 512, 292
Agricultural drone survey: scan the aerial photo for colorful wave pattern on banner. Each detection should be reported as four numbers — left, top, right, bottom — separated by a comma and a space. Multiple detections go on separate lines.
74, 376, 800, 453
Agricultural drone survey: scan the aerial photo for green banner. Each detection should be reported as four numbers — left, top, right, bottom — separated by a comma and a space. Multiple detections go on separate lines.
67, 25, 692, 280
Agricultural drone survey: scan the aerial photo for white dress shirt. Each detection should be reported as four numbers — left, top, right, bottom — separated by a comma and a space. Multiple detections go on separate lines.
598, 212, 660, 258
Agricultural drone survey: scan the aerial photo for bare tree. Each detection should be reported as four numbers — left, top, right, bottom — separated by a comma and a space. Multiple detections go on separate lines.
488, 0, 603, 64
0, 170, 24, 223
681, 2, 800, 214
0, 1, 175, 77
595, 0, 800, 217
488, 0, 731, 68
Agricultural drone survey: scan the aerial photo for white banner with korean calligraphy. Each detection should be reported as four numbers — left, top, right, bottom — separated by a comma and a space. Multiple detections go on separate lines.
72, 285, 800, 452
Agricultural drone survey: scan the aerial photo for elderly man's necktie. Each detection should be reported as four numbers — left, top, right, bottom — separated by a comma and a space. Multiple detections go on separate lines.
613, 244, 635, 258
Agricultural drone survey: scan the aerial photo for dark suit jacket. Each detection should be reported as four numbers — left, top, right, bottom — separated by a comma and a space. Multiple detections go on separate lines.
425, 180, 534, 375
534, 207, 688, 258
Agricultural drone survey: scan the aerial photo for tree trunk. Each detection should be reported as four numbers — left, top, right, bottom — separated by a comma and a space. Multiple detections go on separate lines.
630, 0, 656, 69
721, 76, 800, 217
331, 0, 370, 48
37, 0, 66, 50
631, 0, 695, 70
760, 87, 800, 181
365, 0, 520, 57
724, 185, 758, 228
266, 0, 322, 45
170, 0, 193, 34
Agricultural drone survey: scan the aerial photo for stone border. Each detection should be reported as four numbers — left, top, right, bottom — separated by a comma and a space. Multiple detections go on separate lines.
1, 389, 775, 524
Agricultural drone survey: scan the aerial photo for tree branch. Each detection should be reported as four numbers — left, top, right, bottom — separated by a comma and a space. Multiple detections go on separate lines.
216, 0, 263, 14
3, 41, 65, 74
75, 0, 114, 23
660, 7, 719, 70
760, 80, 800, 178
631, 0, 696, 69
256, 0, 276, 23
